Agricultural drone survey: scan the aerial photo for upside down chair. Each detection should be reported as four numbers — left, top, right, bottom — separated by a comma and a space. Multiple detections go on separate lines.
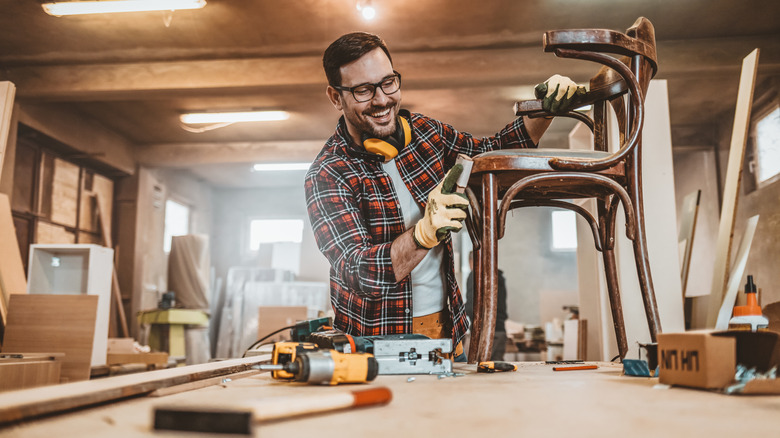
466, 17, 662, 363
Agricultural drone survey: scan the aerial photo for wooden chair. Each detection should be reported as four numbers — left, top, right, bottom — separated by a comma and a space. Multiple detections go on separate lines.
465, 17, 661, 363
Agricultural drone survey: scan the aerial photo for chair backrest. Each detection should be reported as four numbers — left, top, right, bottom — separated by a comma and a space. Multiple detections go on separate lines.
515, 17, 658, 171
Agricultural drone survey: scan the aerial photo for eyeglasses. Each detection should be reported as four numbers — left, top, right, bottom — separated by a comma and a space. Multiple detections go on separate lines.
333, 71, 402, 103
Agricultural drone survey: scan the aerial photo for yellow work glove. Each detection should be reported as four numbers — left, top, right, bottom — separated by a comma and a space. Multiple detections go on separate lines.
534, 74, 587, 115
413, 165, 469, 249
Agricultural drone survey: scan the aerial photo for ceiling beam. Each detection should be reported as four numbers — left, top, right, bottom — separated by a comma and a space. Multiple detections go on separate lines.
5, 37, 778, 101
136, 140, 323, 167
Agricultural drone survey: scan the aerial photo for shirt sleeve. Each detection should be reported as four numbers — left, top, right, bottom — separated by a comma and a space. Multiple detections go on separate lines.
305, 161, 398, 298
417, 114, 537, 164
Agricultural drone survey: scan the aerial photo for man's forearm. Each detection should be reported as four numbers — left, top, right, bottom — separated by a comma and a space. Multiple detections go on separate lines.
522, 115, 553, 145
390, 228, 430, 281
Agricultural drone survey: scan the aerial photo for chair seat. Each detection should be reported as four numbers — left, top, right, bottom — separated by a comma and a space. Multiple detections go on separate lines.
469, 149, 625, 198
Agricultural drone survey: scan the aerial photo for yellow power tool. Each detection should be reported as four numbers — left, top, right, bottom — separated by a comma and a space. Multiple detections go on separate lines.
259, 342, 379, 385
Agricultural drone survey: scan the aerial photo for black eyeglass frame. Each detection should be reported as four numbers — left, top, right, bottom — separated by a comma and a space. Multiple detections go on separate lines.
332, 71, 402, 103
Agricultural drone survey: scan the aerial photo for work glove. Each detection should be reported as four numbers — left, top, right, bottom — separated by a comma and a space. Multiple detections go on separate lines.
413, 165, 469, 249
534, 74, 587, 115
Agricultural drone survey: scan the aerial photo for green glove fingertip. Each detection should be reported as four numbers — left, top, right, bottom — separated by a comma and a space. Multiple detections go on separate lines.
441, 164, 463, 194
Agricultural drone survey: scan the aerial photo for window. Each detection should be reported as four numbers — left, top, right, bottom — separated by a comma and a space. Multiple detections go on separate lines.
753, 105, 780, 186
551, 210, 577, 251
164, 199, 190, 252
249, 219, 304, 250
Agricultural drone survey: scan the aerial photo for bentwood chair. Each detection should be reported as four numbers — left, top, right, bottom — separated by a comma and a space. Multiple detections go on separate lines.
465, 17, 662, 363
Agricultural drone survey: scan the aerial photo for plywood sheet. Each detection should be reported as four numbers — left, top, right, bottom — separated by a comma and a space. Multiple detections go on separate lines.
49, 157, 79, 228
35, 221, 76, 244
2, 294, 98, 382
0, 193, 27, 326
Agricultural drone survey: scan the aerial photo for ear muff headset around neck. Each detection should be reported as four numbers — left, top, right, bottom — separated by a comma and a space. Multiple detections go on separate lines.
361, 114, 411, 162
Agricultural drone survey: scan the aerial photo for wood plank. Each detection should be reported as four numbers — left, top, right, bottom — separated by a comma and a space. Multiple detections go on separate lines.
0, 355, 266, 424
706, 49, 760, 328
95, 193, 129, 338
677, 189, 701, 298
34, 221, 76, 244
49, 157, 79, 229
0, 82, 15, 183
2, 295, 98, 383
0, 193, 27, 329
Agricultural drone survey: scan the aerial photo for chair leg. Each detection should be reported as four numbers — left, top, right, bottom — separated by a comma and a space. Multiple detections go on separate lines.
467, 246, 483, 364
628, 146, 662, 341
630, 195, 662, 341
599, 200, 629, 359
476, 173, 498, 363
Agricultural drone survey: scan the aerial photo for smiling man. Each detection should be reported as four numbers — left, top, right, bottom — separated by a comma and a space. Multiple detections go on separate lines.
305, 32, 581, 361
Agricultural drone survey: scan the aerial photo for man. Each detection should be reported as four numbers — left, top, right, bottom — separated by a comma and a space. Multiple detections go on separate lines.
305, 32, 582, 361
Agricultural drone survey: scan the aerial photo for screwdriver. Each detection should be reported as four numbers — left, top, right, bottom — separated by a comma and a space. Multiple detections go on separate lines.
256, 350, 379, 385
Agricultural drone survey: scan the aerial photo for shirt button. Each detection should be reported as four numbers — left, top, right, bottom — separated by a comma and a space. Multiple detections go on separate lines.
405, 308, 410, 314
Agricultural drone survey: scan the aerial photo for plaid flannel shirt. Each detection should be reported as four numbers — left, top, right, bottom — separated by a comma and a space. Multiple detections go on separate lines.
304, 112, 536, 347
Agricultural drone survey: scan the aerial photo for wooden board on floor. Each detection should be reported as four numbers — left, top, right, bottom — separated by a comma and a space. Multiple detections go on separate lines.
2, 295, 98, 383
0, 193, 27, 329
706, 49, 760, 327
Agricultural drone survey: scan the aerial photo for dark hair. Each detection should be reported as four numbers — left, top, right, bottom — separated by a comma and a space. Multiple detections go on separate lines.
323, 32, 392, 87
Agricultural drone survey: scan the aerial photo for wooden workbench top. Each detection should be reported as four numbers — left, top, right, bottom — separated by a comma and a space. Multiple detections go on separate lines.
1, 362, 778, 437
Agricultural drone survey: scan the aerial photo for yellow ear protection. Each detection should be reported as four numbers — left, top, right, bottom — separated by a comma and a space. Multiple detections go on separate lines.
361, 115, 411, 162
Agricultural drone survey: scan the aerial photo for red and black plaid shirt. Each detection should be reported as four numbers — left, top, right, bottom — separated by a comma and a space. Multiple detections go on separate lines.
304, 112, 535, 346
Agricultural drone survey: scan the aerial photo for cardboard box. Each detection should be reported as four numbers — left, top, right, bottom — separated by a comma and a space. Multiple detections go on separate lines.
658, 330, 780, 394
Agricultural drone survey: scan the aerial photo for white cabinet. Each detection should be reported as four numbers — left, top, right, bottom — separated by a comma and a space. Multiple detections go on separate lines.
27, 244, 114, 366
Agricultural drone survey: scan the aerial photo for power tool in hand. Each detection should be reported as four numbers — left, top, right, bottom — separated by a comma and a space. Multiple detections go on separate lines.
257, 349, 379, 385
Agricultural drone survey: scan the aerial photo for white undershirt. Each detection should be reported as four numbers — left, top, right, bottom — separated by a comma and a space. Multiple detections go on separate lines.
382, 160, 446, 317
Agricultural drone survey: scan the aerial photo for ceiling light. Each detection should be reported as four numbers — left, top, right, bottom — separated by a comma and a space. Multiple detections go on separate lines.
252, 163, 310, 172
180, 110, 290, 124
42, 0, 206, 16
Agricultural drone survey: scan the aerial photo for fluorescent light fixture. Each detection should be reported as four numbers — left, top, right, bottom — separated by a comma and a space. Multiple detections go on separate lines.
42, 0, 206, 16
252, 163, 310, 172
180, 110, 290, 124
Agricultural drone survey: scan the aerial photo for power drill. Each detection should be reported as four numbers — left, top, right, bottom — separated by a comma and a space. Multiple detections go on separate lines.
258, 349, 379, 385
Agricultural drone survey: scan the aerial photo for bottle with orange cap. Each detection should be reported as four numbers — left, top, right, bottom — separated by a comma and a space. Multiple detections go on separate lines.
728, 275, 769, 332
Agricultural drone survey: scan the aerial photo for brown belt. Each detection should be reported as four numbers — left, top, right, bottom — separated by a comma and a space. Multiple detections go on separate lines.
412, 308, 463, 358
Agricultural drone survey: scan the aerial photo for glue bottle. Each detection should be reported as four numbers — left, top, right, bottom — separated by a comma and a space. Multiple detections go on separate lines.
728, 275, 769, 332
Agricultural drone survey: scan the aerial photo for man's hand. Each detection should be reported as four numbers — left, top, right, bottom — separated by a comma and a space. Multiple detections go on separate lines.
534, 74, 587, 115
413, 165, 469, 249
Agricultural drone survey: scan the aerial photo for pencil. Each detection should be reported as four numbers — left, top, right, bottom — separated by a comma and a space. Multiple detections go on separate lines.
552, 365, 598, 371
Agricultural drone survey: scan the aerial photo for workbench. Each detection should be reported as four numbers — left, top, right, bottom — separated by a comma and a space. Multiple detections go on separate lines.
1, 362, 778, 437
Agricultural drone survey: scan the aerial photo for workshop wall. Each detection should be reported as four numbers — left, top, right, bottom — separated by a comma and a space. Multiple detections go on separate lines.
499, 208, 579, 326
210, 185, 330, 287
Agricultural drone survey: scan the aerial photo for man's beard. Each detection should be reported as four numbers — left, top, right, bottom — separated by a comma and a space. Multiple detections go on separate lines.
350, 103, 397, 139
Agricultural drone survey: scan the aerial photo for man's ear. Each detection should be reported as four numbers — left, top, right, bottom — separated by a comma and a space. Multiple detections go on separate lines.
326, 86, 343, 111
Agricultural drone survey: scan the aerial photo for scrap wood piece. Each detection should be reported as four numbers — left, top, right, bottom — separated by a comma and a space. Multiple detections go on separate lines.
706, 49, 760, 328
0, 356, 266, 424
